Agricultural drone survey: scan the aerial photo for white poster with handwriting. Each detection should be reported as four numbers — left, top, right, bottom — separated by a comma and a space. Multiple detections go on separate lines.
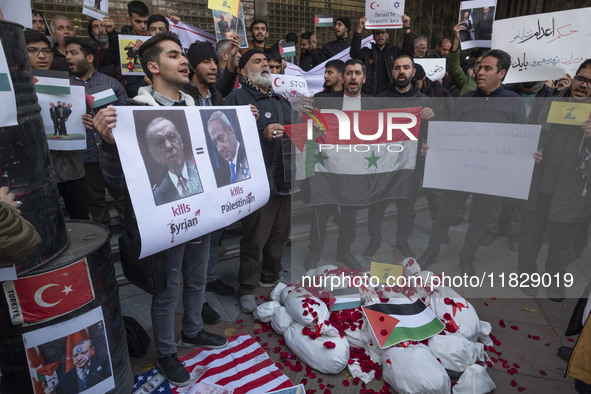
492, 8, 591, 84
414, 58, 446, 81
423, 121, 541, 199
365, 0, 406, 29
113, 106, 270, 258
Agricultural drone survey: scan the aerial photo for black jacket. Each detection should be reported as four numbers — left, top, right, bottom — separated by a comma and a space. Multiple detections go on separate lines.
310, 37, 351, 68
349, 32, 414, 96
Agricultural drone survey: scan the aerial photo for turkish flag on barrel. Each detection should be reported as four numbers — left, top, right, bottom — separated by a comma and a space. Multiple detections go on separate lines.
2, 259, 95, 325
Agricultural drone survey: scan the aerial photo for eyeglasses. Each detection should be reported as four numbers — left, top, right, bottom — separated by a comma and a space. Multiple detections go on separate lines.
574, 75, 591, 86
27, 47, 51, 56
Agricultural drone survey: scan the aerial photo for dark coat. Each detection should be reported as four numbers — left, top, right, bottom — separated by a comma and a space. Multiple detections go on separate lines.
350, 32, 414, 96
310, 37, 351, 68
56, 355, 111, 394
211, 143, 250, 187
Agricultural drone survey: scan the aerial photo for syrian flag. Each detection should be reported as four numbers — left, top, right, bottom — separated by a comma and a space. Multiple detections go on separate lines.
279, 41, 296, 58
86, 85, 118, 109
132, 334, 294, 393
32, 69, 70, 95
315, 14, 333, 27
303, 107, 422, 205
362, 299, 444, 349
2, 258, 95, 325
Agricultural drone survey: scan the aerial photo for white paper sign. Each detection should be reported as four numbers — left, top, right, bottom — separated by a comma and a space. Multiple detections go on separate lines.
414, 58, 446, 81
113, 106, 270, 258
82, 0, 109, 20
458, 0, 497, 50
423, 121, 541, 199
0, 40, 17, 127
271, 74, 309, 108
492, 8, 591, 84
0, 0, 32, 28
37, 86, 87, 151
365, 0, 406, 29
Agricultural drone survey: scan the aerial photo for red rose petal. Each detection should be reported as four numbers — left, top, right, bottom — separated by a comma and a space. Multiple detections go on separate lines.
513, 363, 520, 369
484, 302, 489, 306
507, 369, 515, 375
532, 336, 540, 340
301, 379, 308, 385
510, 325, 519, 330
486, 361, 493, 368
567, 338, 575, 342
540, 370, 548, 376
236, 319, 243, 324
499, 319, 506, 328
510, 380, 517, 387
518, 387, 526, 392
342, 379, 350, 387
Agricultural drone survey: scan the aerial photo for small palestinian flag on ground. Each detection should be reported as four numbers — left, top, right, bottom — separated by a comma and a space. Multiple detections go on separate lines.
85, 85, 118, 109
315, 14, 333, 27
279, 41, 296, 58
362, 299, 444, 349
32, 69, 70, 95
328, 288, 362, 312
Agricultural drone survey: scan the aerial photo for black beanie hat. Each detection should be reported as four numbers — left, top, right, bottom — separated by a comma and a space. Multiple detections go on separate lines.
239, 48, 265, 69
187, 41, 217, 69
336, 17, 351, 32
413, 63, 426, 80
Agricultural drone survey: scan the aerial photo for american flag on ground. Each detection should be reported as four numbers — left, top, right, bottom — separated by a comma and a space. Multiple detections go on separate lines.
132, 333, 293, 393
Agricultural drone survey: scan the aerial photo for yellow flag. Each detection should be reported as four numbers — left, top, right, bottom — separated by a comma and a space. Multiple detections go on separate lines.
208, 0, 240, 17
547, 101, 591, 126
370, 261, 403, 284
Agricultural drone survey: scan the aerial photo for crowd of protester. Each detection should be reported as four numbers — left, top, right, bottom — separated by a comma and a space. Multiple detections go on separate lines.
4, 1, 591, 389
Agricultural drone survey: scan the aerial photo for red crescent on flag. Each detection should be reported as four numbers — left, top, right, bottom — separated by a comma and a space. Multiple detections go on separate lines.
370, 2, 378, 9
34, 284, 62, 308
273, 78, 281, 88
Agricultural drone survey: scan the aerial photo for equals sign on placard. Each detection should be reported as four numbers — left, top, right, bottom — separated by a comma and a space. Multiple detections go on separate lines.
195, 147, 204, 155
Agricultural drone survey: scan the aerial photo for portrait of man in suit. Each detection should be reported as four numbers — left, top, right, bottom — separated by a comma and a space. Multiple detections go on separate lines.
56, 339, 111, 394
459, 10, 474, 42
475, 6, 494, 40
145, 116, 203, 205
206, 110, 250, 188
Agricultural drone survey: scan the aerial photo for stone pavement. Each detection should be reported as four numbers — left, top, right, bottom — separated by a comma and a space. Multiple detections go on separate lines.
120, 195, 587, 393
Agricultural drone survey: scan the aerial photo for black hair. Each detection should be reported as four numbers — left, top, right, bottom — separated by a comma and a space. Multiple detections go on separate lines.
344, 58, 366, 76
301, 32, 312, 40
264, 46, 281, 62
65, 37, 95, 58
394, 54, 415, 67
285, 32, 298, 45
250, 19, 268, 32
24, 29, 50, 47
325, 59, 344, 75
148, 14, 169, 31
481, 49, 511, 77
127, 0, 149, 17
139, 31, 182, 80
32, 9, 43, 17
576, 59, 591, 75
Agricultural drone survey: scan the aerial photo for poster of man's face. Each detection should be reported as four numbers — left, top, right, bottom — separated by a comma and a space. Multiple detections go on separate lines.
212, 6, 248, 48
458, 0, 496, 49
134, 110, 204, 206
201, 109, 251, 188
22, 307, 114, 394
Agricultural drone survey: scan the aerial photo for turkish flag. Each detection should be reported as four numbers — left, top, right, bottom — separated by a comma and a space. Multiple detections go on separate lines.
3, 259, 95, 325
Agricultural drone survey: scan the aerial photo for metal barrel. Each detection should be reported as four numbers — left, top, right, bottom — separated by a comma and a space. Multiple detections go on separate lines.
0, 221, 133, 394
0, 21, 68, 274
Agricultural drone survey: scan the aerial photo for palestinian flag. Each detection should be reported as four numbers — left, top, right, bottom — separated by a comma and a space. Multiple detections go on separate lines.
86, 85, 118, 109
315, 14, 333, 27
362, 299, 444, 349
303, 106, 422, 205
328, 288, 362, 312
279, 41, 296, 58
32, 69, 70, 95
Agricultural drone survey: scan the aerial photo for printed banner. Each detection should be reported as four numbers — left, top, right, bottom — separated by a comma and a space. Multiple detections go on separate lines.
414, 58, 446, 81
492, 7, 591, 84
271, 74, 310, 106
0, 0, 32, 28
36, 84, 87, 151
423, 121, 541, 199
22, 307, 115, 394
82, 0, 108, 20
168, 19, 217, 51
118, 35, 149, 76
370, 262, 403, 284
459, 0, 497, 50
0, 39, 18, 127
547, 101, 591, 126
3, 259, 95, 325
212, 5, 248, 47
112, 106, 270, 258
365, 0, 406, 29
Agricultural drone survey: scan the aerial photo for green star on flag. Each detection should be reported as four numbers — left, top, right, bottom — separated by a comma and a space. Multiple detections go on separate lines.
315, 152, 328, 167
365, 151, 381, 168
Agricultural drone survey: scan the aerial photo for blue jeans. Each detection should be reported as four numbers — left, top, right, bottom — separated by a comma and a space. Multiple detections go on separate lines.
151, 234, 210, 357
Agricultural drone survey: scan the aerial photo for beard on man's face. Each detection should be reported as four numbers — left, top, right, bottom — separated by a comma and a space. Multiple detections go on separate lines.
249, 67, 272, 88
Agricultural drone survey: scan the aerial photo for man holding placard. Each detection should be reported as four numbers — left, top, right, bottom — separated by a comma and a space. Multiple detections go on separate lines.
518, 59, 591, 301
419, 49, 526, 276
